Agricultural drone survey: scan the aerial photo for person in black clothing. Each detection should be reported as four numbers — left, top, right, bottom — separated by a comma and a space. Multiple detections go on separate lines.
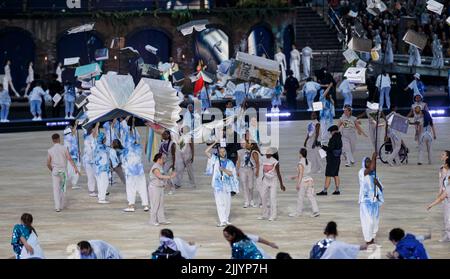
317, 125, 342, 196
283, 70, 299, 110
47, 74, 64, 118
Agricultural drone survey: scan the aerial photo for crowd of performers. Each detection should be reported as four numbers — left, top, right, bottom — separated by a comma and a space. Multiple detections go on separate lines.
9, 85, 448, 259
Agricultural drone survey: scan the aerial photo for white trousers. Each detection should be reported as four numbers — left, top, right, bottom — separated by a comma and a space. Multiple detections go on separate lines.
149, 185, 167, 224
84, 162, 97, 193
214, 190, 231, 224
418, 133, 432, 164
67, 161, 80, 188
175, 153, 195, 186
261, 178, 278, 219
360, 202, 380, 242
239, 167, 255, 205
126, 174, 149, 206
296, 181, 319, 214
291, 60, 300, 81
387, 135, 401, 164
444, 202, 450, 241
95, 172, 109, 201
51, 169, 66, 210
342, 130, 357, 165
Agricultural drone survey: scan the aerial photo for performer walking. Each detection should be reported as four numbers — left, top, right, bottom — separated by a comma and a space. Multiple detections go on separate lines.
120, 118, 149, 212
82, 127, 97, 197
148, 153, 176, 226
359, 152, 384, 244
317, 125, 342, 196
159, 130, 177, 195
275, 47, 287, 84
24, 62, 34, 97
205, 140, 239, 227
236, 140, 260, 208
338, 106, 367, 167
174, 122, 196, 188
47, 133, 80, 212
63, 124, 81, 189
304, 112, 322, 173
289, 148, 320, 218
257, 147, 286, 221
3, 60, 19, 97
319, 84, 335, 143
93, 123, 111, 204
290, 45, 301, 81
0, 83, 11, 122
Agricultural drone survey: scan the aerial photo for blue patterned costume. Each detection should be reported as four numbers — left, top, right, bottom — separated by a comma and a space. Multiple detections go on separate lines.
120, 123, 144, 178
231, 239, 263, 259
94, 134, 110, 176
11, 224, 31, 259
210, 154, 239, 193
64, 133, 79, 163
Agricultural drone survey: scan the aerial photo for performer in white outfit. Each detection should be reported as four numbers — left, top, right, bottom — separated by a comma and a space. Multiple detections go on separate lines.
120, 119, 149, 212
148, 153, 176, 226
416, 108, 436, 165
25, 62, 34, 97
56, 62, 64, 83
257, 147, 286, 221
46, 133, 80, 212
359, 152, 384, 244
338, 106, 367, 167
407, 44, 422, 67
289, 148, 320, 217
77, 240, 122, 259
427, 151, 450, 242
159, 229, 198, 259
236, 140, 260, 208
304, 112, 322, 173
174, 121, 196, 188
290, 45, 301, 81
205, 141, 239, 227
274, 47, 287, 85
3, 60, 19, 97
384, 107, 403, 166
83, 127, 97, 197
301, 46, 313, 79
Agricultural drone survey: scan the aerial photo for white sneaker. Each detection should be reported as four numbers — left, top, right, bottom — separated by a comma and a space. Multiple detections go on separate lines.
257, 216, 267, 220
32, 117, 37, 121
288, 213, 300, 217
65, 116, 69, 119
167, 190, 174, 195
152, 222, 160, 226
4, 119, 9, 123
216, 222, 226, 227
311, 212, 320, 217
225, 221, 232, 225
143, 206, 150, 212
160, 221, 171, 225
71, 186, 81, 190
98, 200, 110, 204
307, 108, 312, 112
37, 116, 42, 120
89, 192, 97, 197
250, 201, 257, 208
243, 203, 249, 208
123, 207, 135, 212
268, 218, 275, 221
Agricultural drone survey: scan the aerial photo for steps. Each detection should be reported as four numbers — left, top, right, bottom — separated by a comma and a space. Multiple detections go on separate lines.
294, 7, 343, 73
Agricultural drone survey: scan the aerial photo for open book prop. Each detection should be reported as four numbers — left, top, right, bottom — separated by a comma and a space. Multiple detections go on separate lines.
83, 74, 181, 129
344, 67, 366, 84
230, 52, 280, 88
75, 63, 102, 80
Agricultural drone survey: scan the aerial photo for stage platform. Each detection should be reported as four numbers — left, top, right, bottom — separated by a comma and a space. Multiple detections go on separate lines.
1, 119, 450, 259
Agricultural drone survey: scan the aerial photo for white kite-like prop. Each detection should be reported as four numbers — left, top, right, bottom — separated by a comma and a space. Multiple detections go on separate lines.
67, 23, 95, 34
84, 74, 181, 129
177, 19, 209, 36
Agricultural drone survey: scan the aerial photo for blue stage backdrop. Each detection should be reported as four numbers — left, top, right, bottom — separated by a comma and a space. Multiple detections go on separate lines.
56, 32, 104, 83
283, 24, 295, 68
126, 28, 171, 65
0, 27, 35, 93
247, 25, 274, 59
194, 27, 229, 73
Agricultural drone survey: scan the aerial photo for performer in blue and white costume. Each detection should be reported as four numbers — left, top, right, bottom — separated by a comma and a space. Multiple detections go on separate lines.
120, 118, 149, 212
93, 124, 111, 204
64, 124, 81, 190
319, 84, 335, 144
103, 119, 120, 147
205, 140, 239, 227
83, 127, 97, 197
358, 152, 384, 244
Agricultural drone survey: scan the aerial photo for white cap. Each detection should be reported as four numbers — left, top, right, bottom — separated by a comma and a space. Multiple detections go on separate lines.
414, 73, 420, 79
